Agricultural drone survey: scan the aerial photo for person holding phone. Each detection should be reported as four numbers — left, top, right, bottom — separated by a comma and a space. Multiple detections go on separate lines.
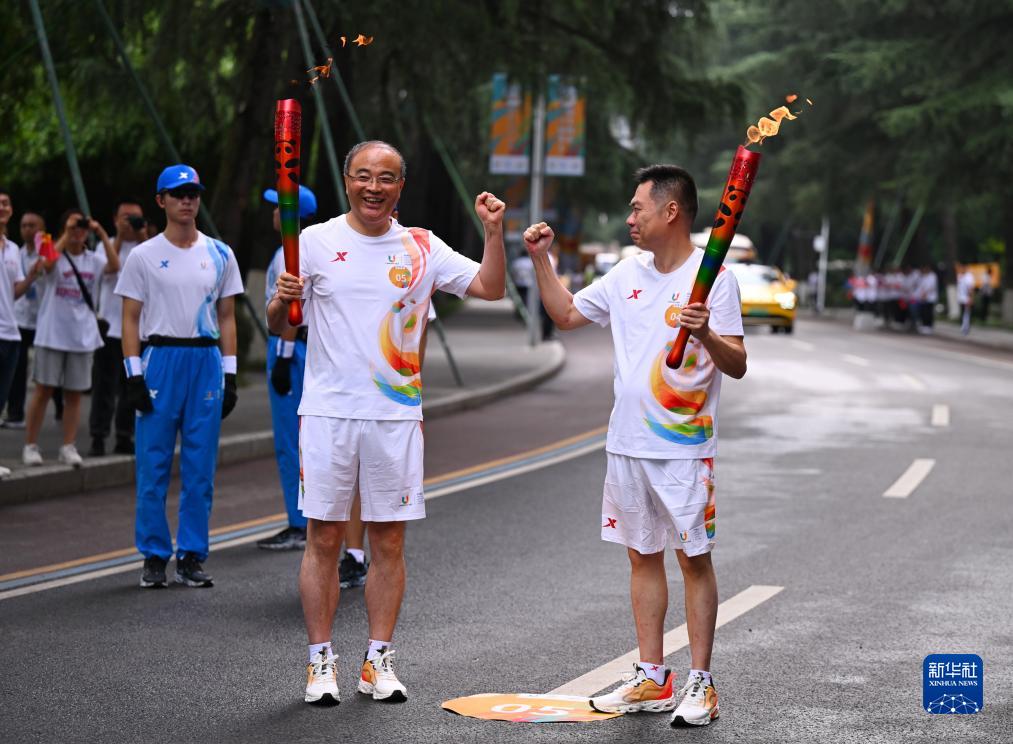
22, 208, 118, 467
88, 199, 147, 457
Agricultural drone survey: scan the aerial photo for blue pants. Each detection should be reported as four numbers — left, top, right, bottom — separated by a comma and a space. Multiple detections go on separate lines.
267, 337, 307, 529
135, 345, 223, 562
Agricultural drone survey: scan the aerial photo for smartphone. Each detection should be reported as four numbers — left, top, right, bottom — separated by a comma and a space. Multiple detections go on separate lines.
75, 217, 90, 229
127, 215, 146, 231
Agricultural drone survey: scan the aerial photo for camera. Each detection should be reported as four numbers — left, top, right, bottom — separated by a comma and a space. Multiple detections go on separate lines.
127, 215, 146, 231
75, 217, 90, 229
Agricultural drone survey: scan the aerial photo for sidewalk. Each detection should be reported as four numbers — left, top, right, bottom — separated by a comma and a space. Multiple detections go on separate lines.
811, 307, 1013, 354
0, 298, 564, 503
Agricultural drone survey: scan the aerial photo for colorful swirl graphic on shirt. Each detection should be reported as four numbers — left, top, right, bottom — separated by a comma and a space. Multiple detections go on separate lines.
196, 238, 228, 338
372, 227, 432, 406
642, 342, 715, 445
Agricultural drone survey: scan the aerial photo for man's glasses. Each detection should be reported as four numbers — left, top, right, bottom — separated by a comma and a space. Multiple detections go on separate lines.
165, 188, 202, 200
346, 173, 401, 187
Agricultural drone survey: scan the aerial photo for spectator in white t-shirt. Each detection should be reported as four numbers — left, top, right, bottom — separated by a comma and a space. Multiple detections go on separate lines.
22, 208, 118, 467
87, 199, 147, 457
956, 265, 976, 336
917, 264, 938, 334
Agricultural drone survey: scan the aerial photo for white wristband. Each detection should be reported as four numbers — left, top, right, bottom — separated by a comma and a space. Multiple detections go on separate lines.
124, 356, 143, 377
223, 355, 238, 374
278, 340, 295, 359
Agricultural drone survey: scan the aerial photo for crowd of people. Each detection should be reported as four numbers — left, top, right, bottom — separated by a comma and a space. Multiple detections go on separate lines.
847, 264, 995, 336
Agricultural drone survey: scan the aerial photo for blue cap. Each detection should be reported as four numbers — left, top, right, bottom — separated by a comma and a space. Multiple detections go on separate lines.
263, 185, 318, 218
156, 164, 205, 194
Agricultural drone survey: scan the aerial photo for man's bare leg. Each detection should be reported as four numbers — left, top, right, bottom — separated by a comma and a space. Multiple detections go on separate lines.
675, 550, 718, 671
345, 491, 366, 553
629, 547, 668, 663
300, 519, 346, 643
364, 521, 406, 641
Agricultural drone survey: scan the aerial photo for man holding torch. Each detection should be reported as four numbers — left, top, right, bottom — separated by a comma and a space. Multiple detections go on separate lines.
268, 140, 506, 706
523, 165, 745, 727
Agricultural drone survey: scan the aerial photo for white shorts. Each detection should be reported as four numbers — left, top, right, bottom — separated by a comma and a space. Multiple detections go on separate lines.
299, 416, 425, 522
602, 453, 716, 556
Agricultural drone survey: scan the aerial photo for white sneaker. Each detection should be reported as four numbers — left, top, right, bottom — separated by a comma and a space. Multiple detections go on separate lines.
304, 650, 340, 705
58, 444, 83, 468
22, 444, 43, 466
2, 419, 26, 429
670, 673, 719, 727
589, 665, 677, 713
0, 465, 11, 478
358, 648, 407, 702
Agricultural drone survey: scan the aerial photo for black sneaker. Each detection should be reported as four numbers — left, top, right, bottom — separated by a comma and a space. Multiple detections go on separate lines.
339, 553, 368, 589
113, 438, 134, 455
88, 437, 106, 457
256, 526, 307, 551
140, 556, 168, 588
175, 553, 214, 587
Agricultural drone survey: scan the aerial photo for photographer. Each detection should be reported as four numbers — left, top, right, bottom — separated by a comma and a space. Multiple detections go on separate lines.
22, 209, 118, 467
89, 199, 146, 456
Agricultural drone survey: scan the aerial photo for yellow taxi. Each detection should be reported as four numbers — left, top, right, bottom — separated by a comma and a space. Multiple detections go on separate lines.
727, 262, 797, 333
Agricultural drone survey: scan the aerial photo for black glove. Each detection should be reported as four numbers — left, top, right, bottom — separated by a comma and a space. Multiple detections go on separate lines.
270, 356, 292, 396
125, 375, 153, 413
222, 373, 238, 419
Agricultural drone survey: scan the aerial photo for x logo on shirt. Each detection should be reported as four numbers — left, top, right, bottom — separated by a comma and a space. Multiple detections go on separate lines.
159, 260, 170, 269
330, 251, 348, 262
603, 518, 617, 529
627, 289, 642, 300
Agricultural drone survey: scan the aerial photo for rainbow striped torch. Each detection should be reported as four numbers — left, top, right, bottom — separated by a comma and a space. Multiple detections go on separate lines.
274, 98, 303, 326
666, 145, 762, 369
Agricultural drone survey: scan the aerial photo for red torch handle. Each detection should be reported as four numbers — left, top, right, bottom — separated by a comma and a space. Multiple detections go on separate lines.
275, 99, 303, 327
666, 146, 762, 368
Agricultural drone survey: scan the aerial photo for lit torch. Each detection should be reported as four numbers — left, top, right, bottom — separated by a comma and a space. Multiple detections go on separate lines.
274, 98, 303, 326
665, 95, 811, 369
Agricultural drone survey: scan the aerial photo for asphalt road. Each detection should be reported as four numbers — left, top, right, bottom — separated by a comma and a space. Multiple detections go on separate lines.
2, 318, 1011, 743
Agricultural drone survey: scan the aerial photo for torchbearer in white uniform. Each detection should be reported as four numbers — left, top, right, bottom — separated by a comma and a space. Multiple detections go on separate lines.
268, 140, 506, 706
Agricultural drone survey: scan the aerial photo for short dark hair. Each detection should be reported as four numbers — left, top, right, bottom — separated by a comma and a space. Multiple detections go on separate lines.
343, 140, 407, 180
57, 207, 85, 236
0, 186, 10, 200
114, 198, 144, 217
634, 164, 698, 224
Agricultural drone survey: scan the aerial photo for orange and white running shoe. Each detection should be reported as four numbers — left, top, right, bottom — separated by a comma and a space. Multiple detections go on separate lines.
304, 650, 340, 705
589, 664, 677, 713
670, 673, 719, 726
358, 648, 407, 702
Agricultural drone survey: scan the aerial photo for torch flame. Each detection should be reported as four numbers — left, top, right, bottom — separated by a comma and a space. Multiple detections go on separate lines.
353, 34, 374, 46
744, 93, 813, 147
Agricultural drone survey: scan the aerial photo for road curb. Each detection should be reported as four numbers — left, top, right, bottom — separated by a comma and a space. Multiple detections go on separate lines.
0, 341, 566, 506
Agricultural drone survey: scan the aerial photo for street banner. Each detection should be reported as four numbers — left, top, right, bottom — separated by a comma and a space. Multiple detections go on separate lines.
855, 200, 874, 276
544, 75, 585, 176
442, 693, 621, 723
489, 73, 532, 175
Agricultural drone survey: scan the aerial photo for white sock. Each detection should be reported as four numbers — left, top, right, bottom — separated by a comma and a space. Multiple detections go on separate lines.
347, 548, 366, 564
636, 661, 666, 685
308, 641, 333, 663
366, 638, 391, 661
689, 669, 712, 686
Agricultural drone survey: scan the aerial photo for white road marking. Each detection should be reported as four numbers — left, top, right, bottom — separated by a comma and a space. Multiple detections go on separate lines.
791, 340, 815, 351
549, 585, 784, 697
842, 354, 871, 367
902, 374, 927, 391
931, 404, 950, 427
883, 459, 936, 498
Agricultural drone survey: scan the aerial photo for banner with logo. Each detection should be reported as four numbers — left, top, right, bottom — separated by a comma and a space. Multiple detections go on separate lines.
855, 200, 874, 275
443, 693, 620, 723
544, 75, 585, 176
489, 74, 532, 175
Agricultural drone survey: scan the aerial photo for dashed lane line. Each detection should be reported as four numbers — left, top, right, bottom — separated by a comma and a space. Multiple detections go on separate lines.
842, 354, 871, 367
549, 585, 784, 697
883, 458, 936, 498
931, 404, 950, 427
902, 373, 927, 391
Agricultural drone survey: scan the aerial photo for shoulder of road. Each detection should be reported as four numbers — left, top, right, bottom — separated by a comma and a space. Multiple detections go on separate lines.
814, 307, 1013, 354
0, 299, 565, 505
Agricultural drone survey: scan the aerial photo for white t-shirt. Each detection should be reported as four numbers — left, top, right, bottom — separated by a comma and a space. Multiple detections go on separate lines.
573, 249, 744, 459
0, 238, 25, 342
115, 232, 244, 339
918, 271, 939, 303
297, 215, 480, 420
96, 238, 138, 339
34, 249, 106, 352
956, 271, 975, 305
13, 244, 40, 330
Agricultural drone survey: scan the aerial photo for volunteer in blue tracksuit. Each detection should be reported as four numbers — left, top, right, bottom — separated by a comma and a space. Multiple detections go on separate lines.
256, 185, 316, 550
116, 164, 244, 589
